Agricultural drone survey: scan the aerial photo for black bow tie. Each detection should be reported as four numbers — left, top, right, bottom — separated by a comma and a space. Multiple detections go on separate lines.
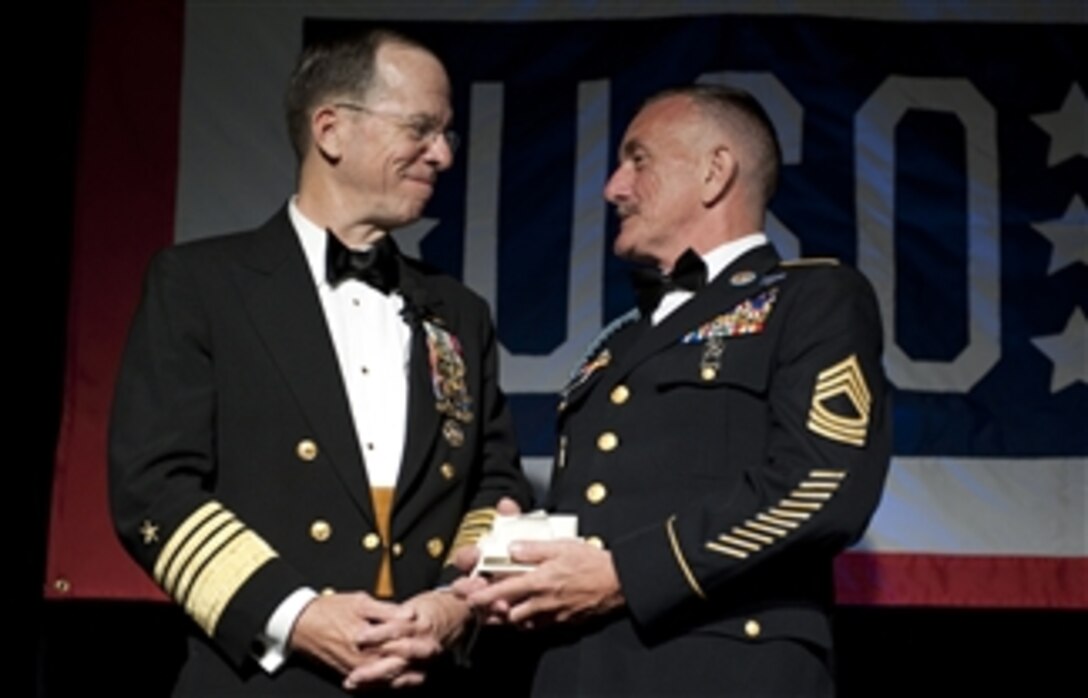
631, 249, 708, 315
325, 230, 400, 294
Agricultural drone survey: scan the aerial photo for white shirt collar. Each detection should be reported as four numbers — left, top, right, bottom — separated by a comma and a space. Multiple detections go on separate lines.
288, 197, 331, 289
699, 232, 769, 283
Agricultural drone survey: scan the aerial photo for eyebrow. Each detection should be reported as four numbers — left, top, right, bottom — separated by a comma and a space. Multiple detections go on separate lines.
619, 138, 647, 159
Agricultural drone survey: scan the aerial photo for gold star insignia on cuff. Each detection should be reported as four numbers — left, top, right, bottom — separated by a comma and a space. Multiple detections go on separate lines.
139, 520, 160, 545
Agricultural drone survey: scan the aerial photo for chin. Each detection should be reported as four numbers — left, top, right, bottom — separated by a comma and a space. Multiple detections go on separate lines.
613, 233, 650, 264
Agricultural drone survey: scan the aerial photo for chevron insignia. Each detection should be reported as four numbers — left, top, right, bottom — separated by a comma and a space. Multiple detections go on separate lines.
807, 354, 871, 447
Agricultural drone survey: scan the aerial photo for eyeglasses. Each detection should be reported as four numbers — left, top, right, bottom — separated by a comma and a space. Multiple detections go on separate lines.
334, 102, 460, 154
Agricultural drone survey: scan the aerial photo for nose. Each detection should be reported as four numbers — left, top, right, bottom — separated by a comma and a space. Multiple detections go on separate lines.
425, 132, 455, 171
604, 163, 630, 203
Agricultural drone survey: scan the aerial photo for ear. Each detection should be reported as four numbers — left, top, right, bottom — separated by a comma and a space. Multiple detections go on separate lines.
701, 145, 737, 206
311, 105, 344, 163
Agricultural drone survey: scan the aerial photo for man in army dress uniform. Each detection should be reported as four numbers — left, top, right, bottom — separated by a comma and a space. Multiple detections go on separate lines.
109, 30, 530, 695
461, 84, 891, 696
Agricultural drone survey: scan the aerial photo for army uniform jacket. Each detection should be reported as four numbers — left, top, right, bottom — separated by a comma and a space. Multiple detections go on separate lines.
108, 210, 530, 696
536, 244, 891, 696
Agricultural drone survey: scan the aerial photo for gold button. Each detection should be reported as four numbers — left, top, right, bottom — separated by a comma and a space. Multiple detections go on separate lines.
586, 482, 608, 504
296, 439, 319, 461
701, 367, 717, 381
426, 537, 445, 558
439, 462, 456, 480
597, 431, 619, 452
362, 532, 381, 550
585, 535, 604, 549
320, 586, 335, 596
309, 520, 332, 542
744, 619, 761, 638
392, 542, 404, 558
610, 385, 630, 405
53, 578, 71, 594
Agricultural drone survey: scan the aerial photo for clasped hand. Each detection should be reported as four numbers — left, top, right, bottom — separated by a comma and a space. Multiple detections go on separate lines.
289, 588, 470, 691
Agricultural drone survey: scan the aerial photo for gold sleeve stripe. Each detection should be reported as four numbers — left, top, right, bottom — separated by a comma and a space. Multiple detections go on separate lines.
455, 522, 495, 532
746, 520, 788, 537
810, 470, 847, 480
461, 508, 498, 520
717, 534, 761, 552
456, 510, 496, 521
158, 509, 234, 594
667, 515, 706, 599
732, 527, 775, 545
769, 508, 811, 521
153, 501, 224, 583
173, 520, 245, 605
757, 513, 799, 529
452, 524, 493, 534
798, 481, 840, 490
445, 507, 499, 565
705, 541, 749, 559
779, 499, 822, 511
183, 530, 277, 636
789, 490, 832, 501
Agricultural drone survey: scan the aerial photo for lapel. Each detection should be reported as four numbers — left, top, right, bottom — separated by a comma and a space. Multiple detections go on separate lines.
610, 244, 782, 381
233, 210, 374, 524
391, 258, 446, 510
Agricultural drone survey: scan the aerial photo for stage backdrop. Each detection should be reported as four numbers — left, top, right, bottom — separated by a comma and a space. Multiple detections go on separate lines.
47, 1, 1085, 607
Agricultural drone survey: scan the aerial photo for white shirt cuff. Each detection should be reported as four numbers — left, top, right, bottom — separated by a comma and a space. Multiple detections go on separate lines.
255, 587, 318, 673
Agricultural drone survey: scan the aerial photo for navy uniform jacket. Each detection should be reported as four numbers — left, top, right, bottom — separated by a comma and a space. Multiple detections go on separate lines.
108, 210, 531, 696
535, 244, 891, 696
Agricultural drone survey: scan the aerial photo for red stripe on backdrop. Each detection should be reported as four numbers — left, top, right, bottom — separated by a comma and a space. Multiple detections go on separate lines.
45, 0, 184, 600
836, 552, 1088, 609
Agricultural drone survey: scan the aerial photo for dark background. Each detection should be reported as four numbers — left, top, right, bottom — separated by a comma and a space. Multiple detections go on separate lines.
32, 4, 1084, 696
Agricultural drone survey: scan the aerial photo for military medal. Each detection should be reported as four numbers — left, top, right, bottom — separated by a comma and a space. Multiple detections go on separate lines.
442, 418, 465, 447
424, 320, 474, 424
682, 287, 779, 344
700, 336, 725, 380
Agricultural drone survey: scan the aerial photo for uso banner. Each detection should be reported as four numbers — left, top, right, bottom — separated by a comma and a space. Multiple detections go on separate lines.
47, 1, 1085, 606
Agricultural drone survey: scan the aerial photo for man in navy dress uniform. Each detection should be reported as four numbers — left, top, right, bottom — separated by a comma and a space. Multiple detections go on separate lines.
109, 29, 530, 695
461, 84, 891, 696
